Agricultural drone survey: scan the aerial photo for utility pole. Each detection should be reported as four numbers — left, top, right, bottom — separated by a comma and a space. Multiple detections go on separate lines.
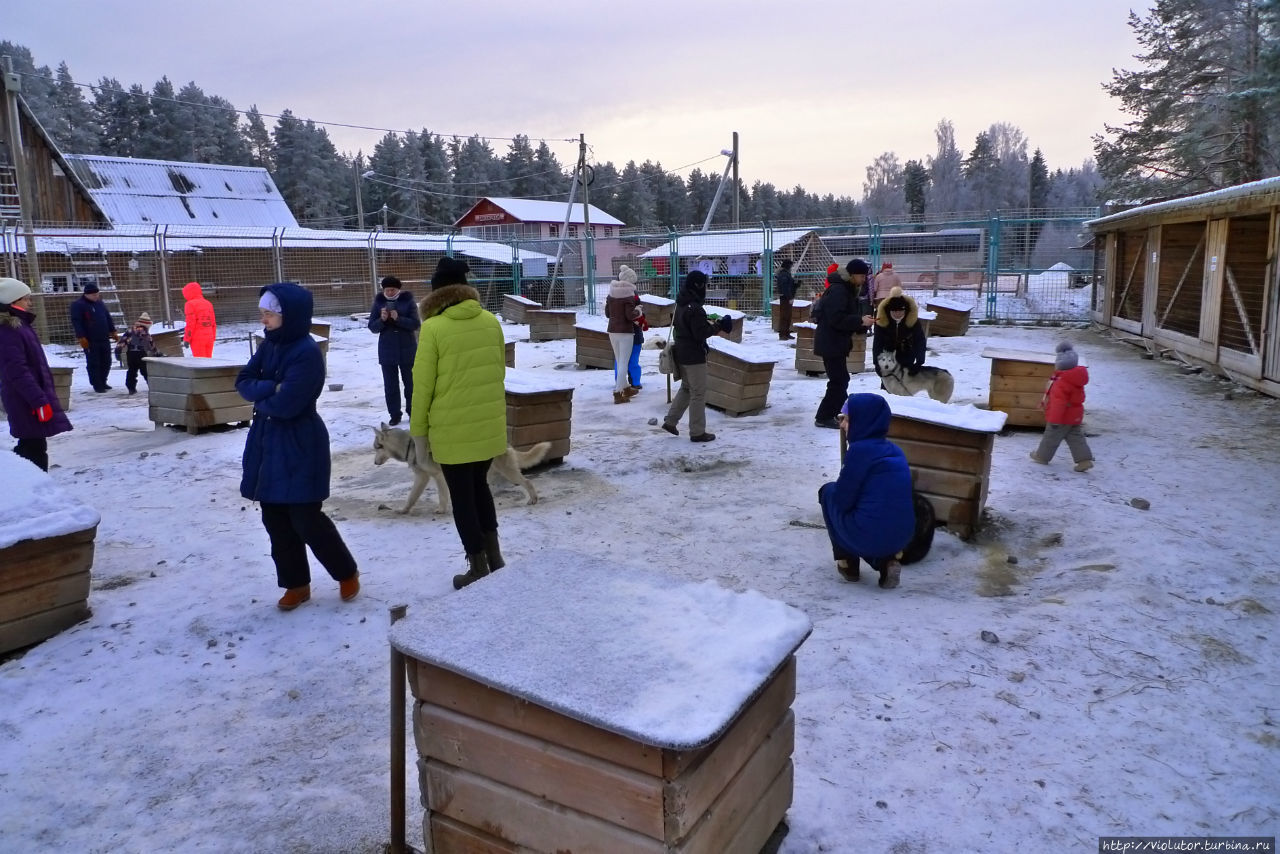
578, 133, 594, 298
2, 56, 46, 340
731, 131, 739, 228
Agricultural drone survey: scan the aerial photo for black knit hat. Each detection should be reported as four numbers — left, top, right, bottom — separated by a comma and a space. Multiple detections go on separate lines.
380, 275, 402, 291
847, 258, 870, 276
885, 286, 909, 313
431, 257, 470, 286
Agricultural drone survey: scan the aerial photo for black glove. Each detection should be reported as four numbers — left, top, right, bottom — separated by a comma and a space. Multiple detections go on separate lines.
718, 315, 733, 333
906, 365, 920, 376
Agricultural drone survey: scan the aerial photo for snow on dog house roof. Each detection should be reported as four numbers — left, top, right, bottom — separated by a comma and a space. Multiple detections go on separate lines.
63, 155, 300, 228
455, 197, 624, 227
639, 228, 819, 259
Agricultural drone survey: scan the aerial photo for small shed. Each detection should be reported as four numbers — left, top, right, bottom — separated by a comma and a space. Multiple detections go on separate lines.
1086, 177, 1280, 398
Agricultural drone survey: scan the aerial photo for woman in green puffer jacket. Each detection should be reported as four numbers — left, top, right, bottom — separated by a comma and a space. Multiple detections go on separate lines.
410, 257, 508, 589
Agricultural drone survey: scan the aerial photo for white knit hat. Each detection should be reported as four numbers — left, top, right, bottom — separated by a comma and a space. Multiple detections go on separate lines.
0, 277, 31, 305
258, 290, 283, 314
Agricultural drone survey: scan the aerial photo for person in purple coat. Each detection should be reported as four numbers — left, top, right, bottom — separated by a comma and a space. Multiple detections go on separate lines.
0, 278, 73, 471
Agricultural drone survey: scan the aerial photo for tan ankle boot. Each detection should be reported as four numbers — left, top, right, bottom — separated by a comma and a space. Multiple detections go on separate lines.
277, 585, 311, 611
613, 390, 630, 404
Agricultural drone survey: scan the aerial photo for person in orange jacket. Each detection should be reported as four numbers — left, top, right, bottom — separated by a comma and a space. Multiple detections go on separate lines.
182, 281, 217, 357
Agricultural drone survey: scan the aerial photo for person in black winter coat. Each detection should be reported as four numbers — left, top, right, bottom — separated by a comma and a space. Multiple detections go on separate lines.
661, 270, 732, 443
776, 259, 798, 340
811, 259, 873, 428
368, 276, 420, 425
872, 286, 927, 378
68, 282, 118, 392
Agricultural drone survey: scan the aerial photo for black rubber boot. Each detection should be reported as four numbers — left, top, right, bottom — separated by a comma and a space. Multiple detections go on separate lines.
483, 530, 505, 571
453, 552, 490, 590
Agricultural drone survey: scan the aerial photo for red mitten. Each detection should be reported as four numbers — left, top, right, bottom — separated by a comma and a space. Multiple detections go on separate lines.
640, 317, 650, 331
34, 404, 52, 423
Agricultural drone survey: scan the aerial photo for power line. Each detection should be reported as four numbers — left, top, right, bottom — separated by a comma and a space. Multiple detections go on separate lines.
14, 68, 580, 147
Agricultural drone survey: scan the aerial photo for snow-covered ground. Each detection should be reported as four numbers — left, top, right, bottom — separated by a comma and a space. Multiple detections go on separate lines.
2, 304, 1278, 853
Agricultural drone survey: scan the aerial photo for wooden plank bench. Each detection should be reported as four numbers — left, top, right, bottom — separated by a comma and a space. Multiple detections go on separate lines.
925, 298, 973, 337
981, 347, 1086, 428
0, 454, 100, 654
706, 338, 776, 416
390, 549, 812, 854
505, 369, 574, 464
145, 356, 253, 434
526, 309, 576, 342
501, 293, 542, 325
792, 322, 867, 375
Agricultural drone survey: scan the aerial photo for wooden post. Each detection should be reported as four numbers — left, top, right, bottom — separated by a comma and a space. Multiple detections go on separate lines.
389, 603, 409, 854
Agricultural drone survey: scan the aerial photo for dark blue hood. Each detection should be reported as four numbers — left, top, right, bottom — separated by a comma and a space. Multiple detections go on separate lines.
261, 282, 313, 345
843, 393, 891, 443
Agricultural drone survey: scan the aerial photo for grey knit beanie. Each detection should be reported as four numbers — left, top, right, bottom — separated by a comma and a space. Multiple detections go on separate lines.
1055, 340, 1078, 370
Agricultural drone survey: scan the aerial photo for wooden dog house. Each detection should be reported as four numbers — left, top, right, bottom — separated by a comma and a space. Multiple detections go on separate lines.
980, 347, 1086, 428
526, 309, 576, 342
145, 356, 253, 434
389, 550, 812, 854
792, 322, 867, 375
505, 369, 574, 464
573, 314, 615, 370
706, 338, 776, 416
501, 293, 542, 324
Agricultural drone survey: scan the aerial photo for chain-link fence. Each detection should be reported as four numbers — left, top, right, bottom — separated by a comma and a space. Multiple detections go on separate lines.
4, 210, 1102, 344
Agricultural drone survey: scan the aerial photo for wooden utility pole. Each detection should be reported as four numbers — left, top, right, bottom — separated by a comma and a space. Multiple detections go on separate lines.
578, 134, 594, 297
2, 56, 46, 339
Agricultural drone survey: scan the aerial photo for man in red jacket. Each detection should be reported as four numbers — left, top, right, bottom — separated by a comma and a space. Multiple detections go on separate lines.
182, 281, 217, 357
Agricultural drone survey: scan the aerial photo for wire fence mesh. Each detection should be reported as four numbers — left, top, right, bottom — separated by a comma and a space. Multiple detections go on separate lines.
4, 209, 1103, 344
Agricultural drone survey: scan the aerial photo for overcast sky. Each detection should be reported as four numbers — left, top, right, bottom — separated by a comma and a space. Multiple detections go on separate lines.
5, 0, 1143, 199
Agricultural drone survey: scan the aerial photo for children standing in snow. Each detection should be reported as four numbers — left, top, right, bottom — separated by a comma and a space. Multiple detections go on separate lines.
1030, 341, 1094, 472
119, 313, 160, 395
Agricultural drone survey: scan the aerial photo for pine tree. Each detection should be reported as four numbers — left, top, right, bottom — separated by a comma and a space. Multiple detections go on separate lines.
862, 152, 906, 220
140, 77, 183, 161
242, 106, 275, 170
903, 160, 929, 224
93, 79, 149, 158
1095, 0, 1280, 198
925, 119, 964, 215
49, 62, 99, 154
962, 131, 999, 212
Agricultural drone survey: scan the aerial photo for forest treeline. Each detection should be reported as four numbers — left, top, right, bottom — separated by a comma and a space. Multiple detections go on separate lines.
4, 2, 1277, 231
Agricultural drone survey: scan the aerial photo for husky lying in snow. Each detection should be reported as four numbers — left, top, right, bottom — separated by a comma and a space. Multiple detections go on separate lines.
875, 351, 955, 404
371, 423, 550, 515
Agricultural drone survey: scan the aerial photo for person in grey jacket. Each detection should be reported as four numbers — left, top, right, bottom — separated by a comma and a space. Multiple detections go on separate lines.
368, 276, 420, 425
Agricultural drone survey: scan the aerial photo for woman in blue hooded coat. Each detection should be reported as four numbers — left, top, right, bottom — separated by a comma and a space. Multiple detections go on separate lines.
818, 393, 915, 589
237, 282, 359, 611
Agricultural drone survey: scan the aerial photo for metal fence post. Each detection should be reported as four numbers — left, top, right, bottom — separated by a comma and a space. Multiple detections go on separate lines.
156, 225, 173, 324
985, 215, 1002, 320
271, 227, 284, 283
667, 227, 680, 299
367, 229, 379, 292
761, 220, 774, 314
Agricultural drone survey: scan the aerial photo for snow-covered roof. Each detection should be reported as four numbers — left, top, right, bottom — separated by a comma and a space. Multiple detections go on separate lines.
1086, 175, 1280, 230
389, 549, 812, 749
468, 197, 624, 227
504, 368, 576, 395
639, 228, 816, 258
0, 452, 101, 551
64, 155, 300, 228
0, 224, 556, 266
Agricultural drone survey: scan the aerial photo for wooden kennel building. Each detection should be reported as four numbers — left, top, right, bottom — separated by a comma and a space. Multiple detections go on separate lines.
1087, 177, 1280, 398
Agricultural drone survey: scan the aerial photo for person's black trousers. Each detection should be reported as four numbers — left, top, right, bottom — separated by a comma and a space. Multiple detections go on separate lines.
815, 353, 851, 421
440, 459, 496, 555
260, 502, 358, 590
380, 362, 413, 420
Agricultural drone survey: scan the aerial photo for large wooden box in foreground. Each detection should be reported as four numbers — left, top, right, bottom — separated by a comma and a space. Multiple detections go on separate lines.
884, 397, 1006, 540
505, 370, 574, 463
0, 365, 73, 419
390, 551, 812, 854
706, 338, 776, 416
145, 357, 253, 434
981, 347, 1084, 428
792, 323, 867, 375
0, 455, 100, 654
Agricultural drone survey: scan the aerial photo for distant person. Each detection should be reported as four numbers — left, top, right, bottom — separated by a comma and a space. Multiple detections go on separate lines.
411, 257, 509, 590
182, 281, 217, 357
368, 275, 420, 425
811, 259, 874, 428
1030, 341, 1094, 472
819, 393, 915, 589
68, 281, 117, 392
605, 265, 644, 404
661, 270, 732, 443
119, 312, 160, 395
872, 286, 927, 378
0, 278, 73, 471
776, 258, 797, 340
237, 282, 360, 611
872, 261, 902, 303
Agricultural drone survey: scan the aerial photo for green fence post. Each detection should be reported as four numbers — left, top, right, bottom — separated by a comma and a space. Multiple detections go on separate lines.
667, 227, 680, 300
869, 220, 882, 270
985, 215, 1002, 321
511, 237, 521, 296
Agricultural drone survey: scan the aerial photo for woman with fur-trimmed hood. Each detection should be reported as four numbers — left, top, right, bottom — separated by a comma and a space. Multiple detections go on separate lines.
872, 286, 927, 376
410, 257, 508, 589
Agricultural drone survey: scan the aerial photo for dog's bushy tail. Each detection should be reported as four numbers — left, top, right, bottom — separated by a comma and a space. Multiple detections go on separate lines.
514, 441, 552, 470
